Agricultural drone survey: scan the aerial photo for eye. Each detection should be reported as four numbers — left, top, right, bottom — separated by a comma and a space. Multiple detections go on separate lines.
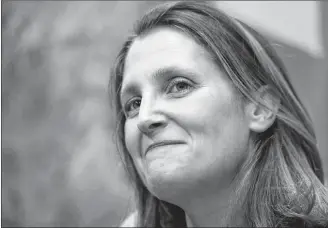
124, 97, 141, 117
166, 78, 194, 95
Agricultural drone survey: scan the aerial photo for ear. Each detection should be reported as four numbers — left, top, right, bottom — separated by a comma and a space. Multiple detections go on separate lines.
245, 86, 280, 133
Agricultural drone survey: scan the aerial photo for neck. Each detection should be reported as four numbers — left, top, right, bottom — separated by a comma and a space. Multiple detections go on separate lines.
178, 182, 246, 227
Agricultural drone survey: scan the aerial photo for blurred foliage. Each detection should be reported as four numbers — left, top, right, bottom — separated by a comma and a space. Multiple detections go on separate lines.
1, 1, 327, 227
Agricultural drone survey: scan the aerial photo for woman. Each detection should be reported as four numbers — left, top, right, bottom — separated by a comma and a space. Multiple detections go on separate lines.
110, 1, 328, 227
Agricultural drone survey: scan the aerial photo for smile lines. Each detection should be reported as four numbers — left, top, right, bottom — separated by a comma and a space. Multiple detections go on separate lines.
145, 140, 185, 155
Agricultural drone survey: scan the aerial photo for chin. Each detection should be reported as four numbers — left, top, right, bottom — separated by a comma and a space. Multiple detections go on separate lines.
142, 164, 199, 203
142, 159, 239, 202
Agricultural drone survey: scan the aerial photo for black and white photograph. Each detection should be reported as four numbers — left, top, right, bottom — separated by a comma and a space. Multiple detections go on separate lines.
2, 1, 328, 227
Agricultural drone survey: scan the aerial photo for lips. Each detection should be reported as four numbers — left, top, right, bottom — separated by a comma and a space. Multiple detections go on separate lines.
145, 140, 185, 155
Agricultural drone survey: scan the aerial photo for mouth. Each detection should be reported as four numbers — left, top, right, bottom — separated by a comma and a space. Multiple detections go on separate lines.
145, 140, 186, 155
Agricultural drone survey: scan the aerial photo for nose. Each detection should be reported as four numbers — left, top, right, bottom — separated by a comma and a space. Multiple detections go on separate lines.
137, 99, 167, 135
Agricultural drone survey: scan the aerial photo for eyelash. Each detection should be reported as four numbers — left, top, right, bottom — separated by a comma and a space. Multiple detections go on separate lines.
165, 77, 194, 96
124, 97, 141, 116
123, 77, 195, 117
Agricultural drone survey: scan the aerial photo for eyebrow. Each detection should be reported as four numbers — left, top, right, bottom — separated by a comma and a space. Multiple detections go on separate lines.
120, 66, 198, 102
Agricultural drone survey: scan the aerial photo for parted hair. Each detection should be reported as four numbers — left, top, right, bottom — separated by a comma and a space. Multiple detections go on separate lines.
110, 1, 328, 227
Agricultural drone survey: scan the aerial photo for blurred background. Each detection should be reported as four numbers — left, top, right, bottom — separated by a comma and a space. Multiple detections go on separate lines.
1, 1, 327, 227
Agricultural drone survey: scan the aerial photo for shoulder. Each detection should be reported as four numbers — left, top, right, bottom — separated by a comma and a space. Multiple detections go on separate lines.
120, 211, 138, 227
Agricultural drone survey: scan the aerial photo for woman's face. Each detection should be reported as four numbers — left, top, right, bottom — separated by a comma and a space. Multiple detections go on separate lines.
120, 28, 250, 201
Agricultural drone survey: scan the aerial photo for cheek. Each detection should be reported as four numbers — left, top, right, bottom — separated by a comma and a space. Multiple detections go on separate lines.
206, 98, 249, 148
208, 103, 247, 138
188, 94, 244, 137
124, 120, 140, 157
188, 94, 249, 165
124, 120, 149, 182
206, 107, 250, 170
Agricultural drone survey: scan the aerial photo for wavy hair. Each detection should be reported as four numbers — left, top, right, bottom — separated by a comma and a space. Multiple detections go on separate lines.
110, 1, 328, 227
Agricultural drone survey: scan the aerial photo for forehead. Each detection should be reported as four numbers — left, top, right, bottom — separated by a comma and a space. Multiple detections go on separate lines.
123, 27, 212, 78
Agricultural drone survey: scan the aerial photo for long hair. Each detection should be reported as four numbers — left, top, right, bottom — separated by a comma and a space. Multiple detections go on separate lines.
110, 2, 328, 227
